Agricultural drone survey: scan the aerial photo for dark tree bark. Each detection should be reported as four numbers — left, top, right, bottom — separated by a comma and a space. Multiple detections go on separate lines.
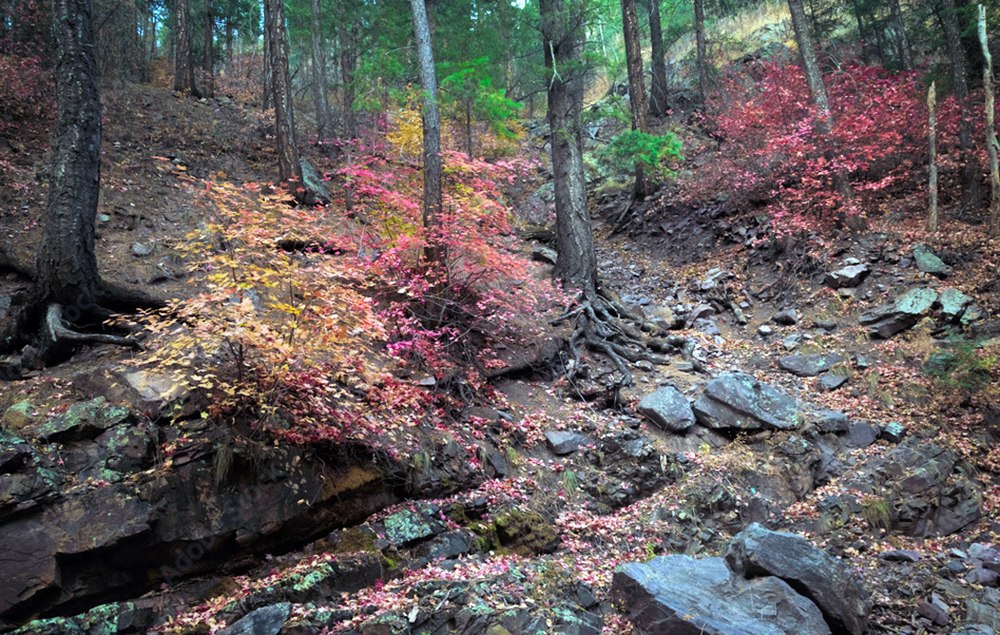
648, 0, 669, 116
940, 0, 980, 215
888, 0, 913, 70
621, 0, 654, 198
262, 1, 273, 111
264, 0, 302, 188
787, 0, 832, 134
173, 0, 201, 96
410, 0, 443, 264
0, 0, 160, 368
694, 0, 708, 103
309, 0, 334, 143
541, 0, 594, 297
338, 1, 358, 139
203, 0, 214, 97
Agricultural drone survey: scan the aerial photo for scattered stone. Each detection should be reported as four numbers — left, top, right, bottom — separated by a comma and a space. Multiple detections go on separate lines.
917, 600, 949, 626
3, 401, 36, 432
965, 599, 1000, 631
841, 420, 880, 449
778, 353, 846, 377
692, 373, 801, 431
880, 550, 922, 562
773, 309, 798, 325
724, 523, 872, 635
782, 334, 804, 350
825, 263, 870, 288
758, 325, 774, 336
131, 242, 153, 257
544, 431, 589, 455
966, 568, 1000, 587
220, 602, 292, 635
969, 544, 1000, 573
382, 508, 443, 546
859, 288, 938, 338
531, 246, 558, 265
817, 372, 849, 391
611, 554, 832, 635
637, 386, 696, 432
813, 410, 850, 433
913, 243, 951, 277
939, 288, 973, 321
881, 421, 907, 443
813, 318, 838, 331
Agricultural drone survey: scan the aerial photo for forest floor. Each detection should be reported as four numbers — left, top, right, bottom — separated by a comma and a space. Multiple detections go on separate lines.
2, 82, 1000, 634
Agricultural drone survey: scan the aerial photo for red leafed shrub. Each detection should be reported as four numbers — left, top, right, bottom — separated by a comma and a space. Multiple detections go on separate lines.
687, 60, 960, 235
0, 54, 52, 133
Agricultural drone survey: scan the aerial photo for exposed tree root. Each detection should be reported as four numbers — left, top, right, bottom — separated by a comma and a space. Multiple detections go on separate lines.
554, 288, 683, 400
44, 303, 143, 350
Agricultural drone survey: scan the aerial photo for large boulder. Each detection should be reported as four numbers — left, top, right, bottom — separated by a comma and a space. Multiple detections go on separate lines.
723, 524, 872, 635
692, 373, 801, 431
637, 387, 696, 432
825, 264, 869, 289
912, 243, 951, 277
610, 554, 831, 635
859, 288, 938, 338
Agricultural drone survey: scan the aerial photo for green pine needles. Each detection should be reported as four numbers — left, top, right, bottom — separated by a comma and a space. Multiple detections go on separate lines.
601, 130, 682, 179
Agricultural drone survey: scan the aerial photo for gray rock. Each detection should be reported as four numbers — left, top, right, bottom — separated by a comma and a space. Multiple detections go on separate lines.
545, 430, 590, 455
880, 549, 922, 562
299, 158, 332, 205
813, 410, 850, 433
637, 387, 696, 432
813, 318, 838, 331
782, 334, 804, 350
825, 263, 869, 288
969, 543, 1000, 573
917, 601, 949, 626
939, 288, 973, 321
220, 603, 292, 635
131, 242, 153, 257
841, 420, 880, 449
3, 401, 36, 432
817, 372, 849, 391
966, 567, 1000, 586
859, 288, 938, 338
881, 421, 906, 443
531, 246, 558, 265
724, 523, 872, 635
778, 353, 846, 377
773, 309, 798, 325
692, 373, 801, 431
965, 599, 1000, 631
610, 554, 831, 635
758, 325, 774, 336
913, 243, 951, 277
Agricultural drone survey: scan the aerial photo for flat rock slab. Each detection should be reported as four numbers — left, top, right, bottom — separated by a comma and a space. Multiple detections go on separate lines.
724, 523, 872, 635
693, 373, 801, 431
778, 353, 846, 377
913, 243, 951, 277
545, 430, 590, 455
611, 554, 831, 635
825, 264, 869, 289
637, 387, 696, 432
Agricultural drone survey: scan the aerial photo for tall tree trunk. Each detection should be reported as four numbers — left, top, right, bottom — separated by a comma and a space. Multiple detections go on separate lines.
979, 5, 999, 235
928, 81, 939, 232
648, 0, 669, 116
264, 0, 301, 188
410, 0, 444, 264
173, 0, 201, 96
339, 1, 358, 139
203, 0, 214, 97
694, 0, 708, 103
621, 0, 654, 198
889, 0, 913, 70
541, 0, 595, 296
262, 1, 272, 111
0, 0, 157, 364
941, 0, 980, 216
787, 0, 853, 210
309, 0, 333, 143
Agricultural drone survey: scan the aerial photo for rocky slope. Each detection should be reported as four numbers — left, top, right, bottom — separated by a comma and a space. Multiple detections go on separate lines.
2, 84, 1000, 635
